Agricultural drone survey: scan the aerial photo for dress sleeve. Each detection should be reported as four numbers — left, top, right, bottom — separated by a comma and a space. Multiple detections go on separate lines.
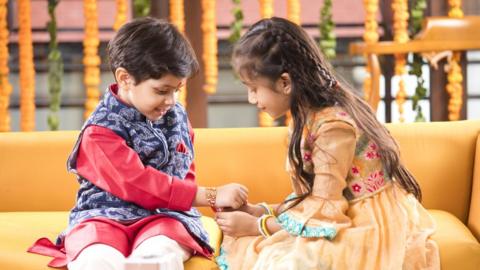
76, 125, 198, 211
277, 120, 356, 239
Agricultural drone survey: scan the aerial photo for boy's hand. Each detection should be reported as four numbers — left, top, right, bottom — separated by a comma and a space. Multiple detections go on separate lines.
215, 183, 248, 209
215, 211, 259, 237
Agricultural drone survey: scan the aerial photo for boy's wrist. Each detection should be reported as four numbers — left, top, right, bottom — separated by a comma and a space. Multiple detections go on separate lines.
205, 187, 219, 211
194, 187, 207, 206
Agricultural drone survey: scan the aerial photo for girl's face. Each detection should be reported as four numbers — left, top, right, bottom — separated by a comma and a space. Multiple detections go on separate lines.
118, 72, 186, 121
242, 74, 291, 120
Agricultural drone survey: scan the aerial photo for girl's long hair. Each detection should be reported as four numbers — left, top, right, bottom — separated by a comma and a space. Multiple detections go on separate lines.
232, 17, 421, 211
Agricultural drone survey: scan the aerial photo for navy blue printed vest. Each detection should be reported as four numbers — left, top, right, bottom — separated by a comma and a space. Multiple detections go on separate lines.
64, 85, 211, 252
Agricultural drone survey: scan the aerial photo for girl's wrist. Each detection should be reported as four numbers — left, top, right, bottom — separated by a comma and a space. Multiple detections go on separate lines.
257, 202, 275, 216
257, 214, 275, 238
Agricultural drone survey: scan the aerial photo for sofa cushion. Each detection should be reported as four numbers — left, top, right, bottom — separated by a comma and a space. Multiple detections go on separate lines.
429, 210, 480, 270
0, 212, 220, 270
387, 121, 480, 223
2, 210, 479, 270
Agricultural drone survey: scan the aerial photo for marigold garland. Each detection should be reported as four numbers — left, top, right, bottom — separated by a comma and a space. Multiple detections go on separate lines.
0, 0, 12, 131
18, 0, 36, 131
170, 0, 185, 33
447, 0, 464, 120
259, 0, 274, 19
113, 0, 127, 31
83, 0, 100, 119
287, 0, 300, 25
362, 0, 379, 102
258, 0, 275, 127
201, 0, 217, 95
285, 0, 300, 126
170, 0, 188, 107
391, 0, 409, 122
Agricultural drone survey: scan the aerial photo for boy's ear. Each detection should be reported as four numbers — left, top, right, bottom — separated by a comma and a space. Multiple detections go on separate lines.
278, 72, 292, 95
115, 67, 133, 89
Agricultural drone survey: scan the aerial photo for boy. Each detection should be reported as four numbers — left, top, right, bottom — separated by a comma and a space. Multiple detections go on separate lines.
29, 17, 248, 270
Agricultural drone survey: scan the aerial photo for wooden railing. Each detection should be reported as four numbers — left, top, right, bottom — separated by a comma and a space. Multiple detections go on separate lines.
349, 16, 480, 118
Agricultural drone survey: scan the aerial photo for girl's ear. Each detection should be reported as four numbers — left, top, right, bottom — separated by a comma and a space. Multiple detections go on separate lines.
278, 72, 292, 95
115, 67, 133, 90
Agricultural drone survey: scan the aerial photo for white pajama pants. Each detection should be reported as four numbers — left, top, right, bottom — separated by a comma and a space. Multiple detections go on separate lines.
67, 235, 191, 270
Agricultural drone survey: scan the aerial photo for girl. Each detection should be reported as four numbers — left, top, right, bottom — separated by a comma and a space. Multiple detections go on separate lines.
28, 18, 248, 270
215, 17, 440, 270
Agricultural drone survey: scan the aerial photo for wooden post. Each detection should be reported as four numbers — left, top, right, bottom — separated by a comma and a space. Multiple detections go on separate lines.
150, 0, 169, 19
460, 51, 467, 119
184, 0, 208, 127
427, 0, 467, 121
380, 0, 394, 122
150, 0, 208, 127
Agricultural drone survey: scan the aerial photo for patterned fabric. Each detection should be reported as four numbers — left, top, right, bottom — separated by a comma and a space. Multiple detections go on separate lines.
276, 212, 337, 239
301, 108, 392, 202
63, 85, 211, 250
216, 247, 229, 270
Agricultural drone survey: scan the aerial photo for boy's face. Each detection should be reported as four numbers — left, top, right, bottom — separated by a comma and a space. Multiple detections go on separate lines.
119, 73, 186, 121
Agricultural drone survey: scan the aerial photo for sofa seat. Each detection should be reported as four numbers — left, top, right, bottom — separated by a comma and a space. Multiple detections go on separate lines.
429, 210, 480, 269
0, 212, 221, 270
1, 209, 478, 270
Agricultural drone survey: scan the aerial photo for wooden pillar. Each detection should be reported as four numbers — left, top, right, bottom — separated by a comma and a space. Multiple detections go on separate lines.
150, 0, 208, 127
379, 0, 394, 122
460, 51, 467, 119
427, 0, 467, 121
184, 0, 208, 128
150, 0, 169, 19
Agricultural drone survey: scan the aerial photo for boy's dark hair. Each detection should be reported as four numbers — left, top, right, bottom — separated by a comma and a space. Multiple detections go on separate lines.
107, 17, 199, 84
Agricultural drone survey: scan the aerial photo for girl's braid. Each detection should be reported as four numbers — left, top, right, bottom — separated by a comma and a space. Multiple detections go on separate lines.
268, 28, 337, 88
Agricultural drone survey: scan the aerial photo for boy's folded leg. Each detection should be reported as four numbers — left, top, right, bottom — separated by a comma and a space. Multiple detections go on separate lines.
124, 253, 182, 270
67, 243, 125, 270
125, 235, 190, 270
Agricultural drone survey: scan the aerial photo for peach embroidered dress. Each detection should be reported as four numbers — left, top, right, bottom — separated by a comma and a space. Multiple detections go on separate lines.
217, 107, 440, 270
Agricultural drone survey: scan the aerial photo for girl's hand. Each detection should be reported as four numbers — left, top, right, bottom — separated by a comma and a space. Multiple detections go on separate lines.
215, 184, 248, 209
223, 203, 264, 217
215, 211, 259, 237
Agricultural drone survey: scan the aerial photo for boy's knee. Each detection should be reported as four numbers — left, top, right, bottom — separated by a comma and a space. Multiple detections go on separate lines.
68, 244, 124, 270
133, 235, 190, 259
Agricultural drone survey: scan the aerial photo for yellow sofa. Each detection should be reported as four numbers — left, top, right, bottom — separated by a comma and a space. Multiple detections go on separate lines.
1, 120, 480, 270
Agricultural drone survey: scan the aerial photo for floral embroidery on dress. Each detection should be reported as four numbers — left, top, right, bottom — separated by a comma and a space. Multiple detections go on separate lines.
303, 151, 312, 161
294, 107, 391, 202
351, 166, 360, 176
344, 133, 391, 201
351, 181, 363, 193
365, 151, 378, 160
365, 171, 385, 192
337, 111, 348, 117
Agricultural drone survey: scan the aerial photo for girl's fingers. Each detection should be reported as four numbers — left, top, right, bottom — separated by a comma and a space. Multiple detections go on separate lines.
235, 198, 245, 208
239, 190, 248, 201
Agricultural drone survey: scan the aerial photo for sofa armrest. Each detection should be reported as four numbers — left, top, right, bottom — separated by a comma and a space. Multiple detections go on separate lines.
468, 135, 480, 241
